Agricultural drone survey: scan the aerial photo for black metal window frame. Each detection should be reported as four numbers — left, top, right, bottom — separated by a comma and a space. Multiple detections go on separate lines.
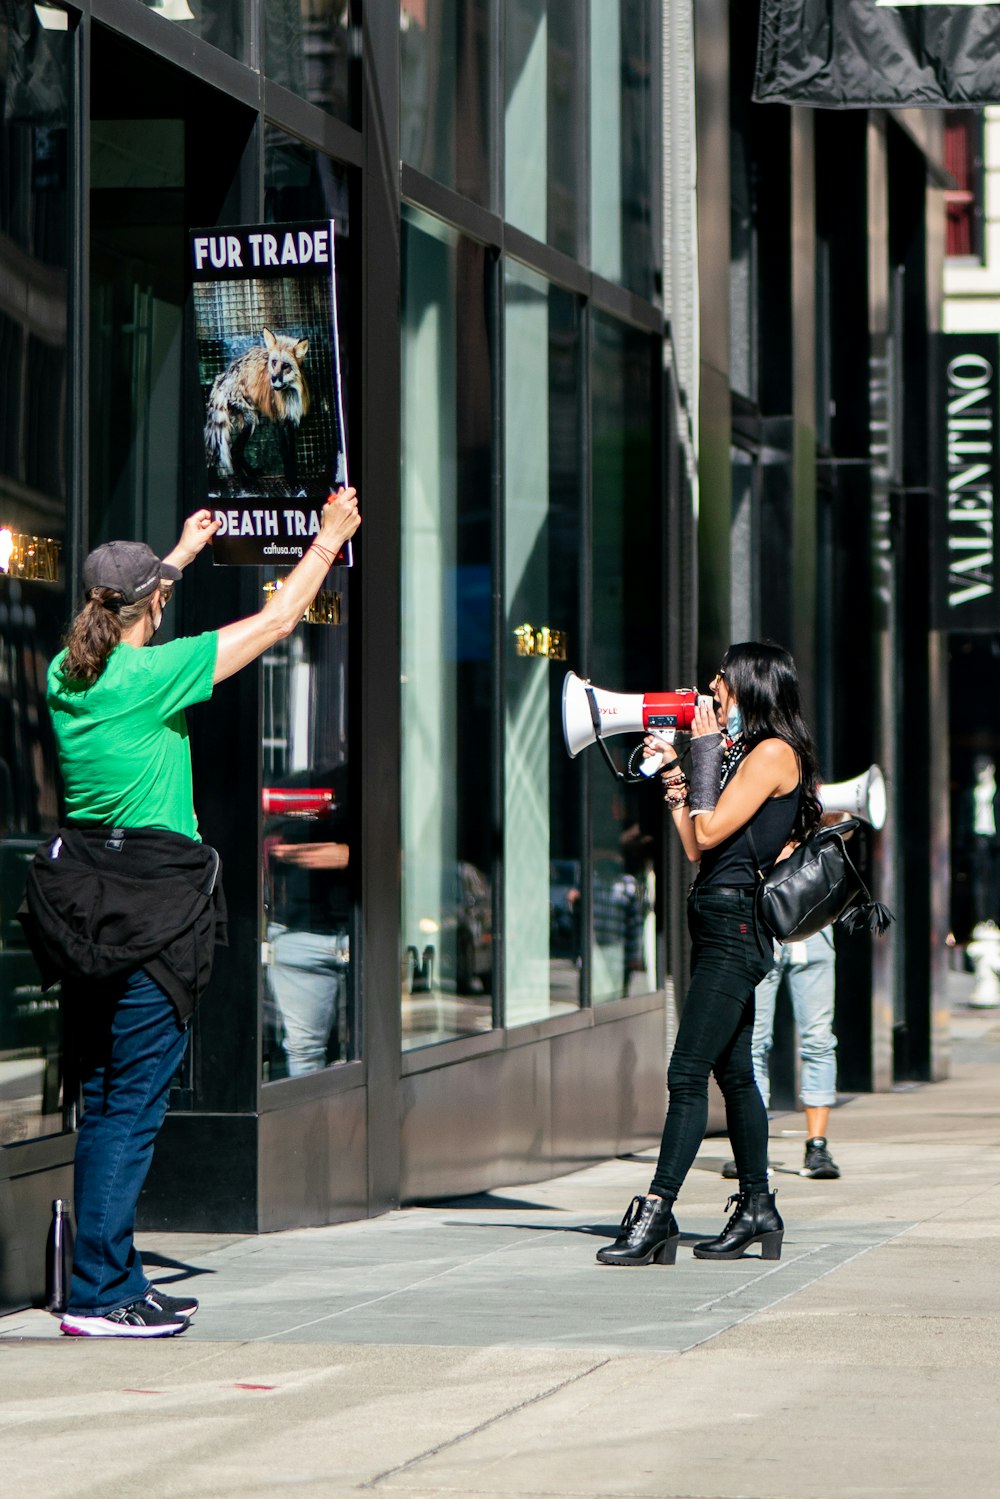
55, 0, 668, 1101
398, 4, 668, 1061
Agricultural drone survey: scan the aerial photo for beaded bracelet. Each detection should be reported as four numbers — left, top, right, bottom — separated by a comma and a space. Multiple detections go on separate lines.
663, 771, 689, 809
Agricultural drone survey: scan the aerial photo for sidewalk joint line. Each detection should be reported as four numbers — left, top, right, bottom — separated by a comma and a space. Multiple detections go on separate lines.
690, 1244, 828, 1312
677, 1221, 916, 1354
248, 1228, 566, 1342
360, 1356, 613, 1489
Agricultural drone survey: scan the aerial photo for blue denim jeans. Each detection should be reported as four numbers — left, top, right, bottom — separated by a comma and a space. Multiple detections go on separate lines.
650, 885, 775, 1200
66, 969, 189, 1316
752, 927, 837, 1108
266, 924, 350, 1075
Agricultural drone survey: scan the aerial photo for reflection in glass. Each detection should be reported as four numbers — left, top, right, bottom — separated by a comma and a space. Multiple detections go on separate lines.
264, 0, 359, 126
504, 263, 582, 1023
89, 111, 187, 561
590, 314, 658, 1003
504, 0, 583, 258
262, 729, 354, 1078
260, 134, 356, 1081
400, 208, 495, 1048
0, 1, 70, 1142
140, 0, 245, 64
729, 68, 756, 401
401, 0, 493, 208
589, 0, 660, 300
265, 129, 355, 423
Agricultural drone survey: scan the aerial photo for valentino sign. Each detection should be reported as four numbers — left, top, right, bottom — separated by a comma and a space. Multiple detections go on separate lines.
935, 334, 1000, 632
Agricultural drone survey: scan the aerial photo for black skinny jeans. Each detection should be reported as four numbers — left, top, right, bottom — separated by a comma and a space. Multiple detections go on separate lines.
649, 885, 775, 1200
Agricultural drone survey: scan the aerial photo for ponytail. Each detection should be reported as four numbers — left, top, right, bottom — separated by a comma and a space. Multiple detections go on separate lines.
61, 588, 150, 685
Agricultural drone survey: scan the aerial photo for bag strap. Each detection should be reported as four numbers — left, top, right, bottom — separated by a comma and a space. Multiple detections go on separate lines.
833, 833, 894, 935
742, 823, 772, 953
744, 823, 766, 883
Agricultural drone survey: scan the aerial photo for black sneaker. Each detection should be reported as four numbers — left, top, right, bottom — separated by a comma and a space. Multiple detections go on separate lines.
721, 1159, 772, 1180
61, 1296, 190, 1338
145, 1288, 199, 1319
801, 1137, 841, 1179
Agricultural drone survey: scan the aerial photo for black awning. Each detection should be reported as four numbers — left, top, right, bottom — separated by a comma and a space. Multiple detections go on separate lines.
754, 1, 1000, 109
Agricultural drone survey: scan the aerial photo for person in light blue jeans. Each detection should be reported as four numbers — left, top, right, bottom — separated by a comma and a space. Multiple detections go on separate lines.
726, 926, 841, 1180
266, 925, 350, 1075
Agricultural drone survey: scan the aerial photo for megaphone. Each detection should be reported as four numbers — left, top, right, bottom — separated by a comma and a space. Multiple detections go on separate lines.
820, 765, 887, 831
562, 671, 715, 778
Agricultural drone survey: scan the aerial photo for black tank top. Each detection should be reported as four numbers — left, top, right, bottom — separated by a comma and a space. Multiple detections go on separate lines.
696, 785, 801, 889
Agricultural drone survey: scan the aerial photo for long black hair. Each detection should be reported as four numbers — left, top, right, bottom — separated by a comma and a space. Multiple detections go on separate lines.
719, 640, 822, 838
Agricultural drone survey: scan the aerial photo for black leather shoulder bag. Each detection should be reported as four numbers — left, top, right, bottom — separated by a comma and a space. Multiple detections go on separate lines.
745, 818, 893, 943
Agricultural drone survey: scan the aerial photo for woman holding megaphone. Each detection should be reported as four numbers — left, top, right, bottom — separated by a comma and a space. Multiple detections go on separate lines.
596, 640, 822, 1267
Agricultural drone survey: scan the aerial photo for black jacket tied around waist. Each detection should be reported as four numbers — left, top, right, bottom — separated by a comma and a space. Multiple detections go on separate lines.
17, 824, 227, 1023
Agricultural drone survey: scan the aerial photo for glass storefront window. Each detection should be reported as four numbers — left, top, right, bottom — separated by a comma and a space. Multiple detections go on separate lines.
89, 110, 187, 561
504, 262, 582, 1024
261, 624, 355, 1078
261, 132, 357, 1082
140, 0, 245, 66
0, 1, 70, 1143
400, 207, 495, 1049
264, 0, 359, 127
401, 0, 494, 208
504, 0, 584, 259
589, 0, 660, 301
589, 314, 658, 1003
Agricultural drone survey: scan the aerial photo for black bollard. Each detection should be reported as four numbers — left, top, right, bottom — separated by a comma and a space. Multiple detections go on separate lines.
44, 1199, 74, 1314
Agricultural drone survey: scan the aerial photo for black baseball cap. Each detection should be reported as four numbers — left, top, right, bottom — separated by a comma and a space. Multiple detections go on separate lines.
82, 541, 182, 604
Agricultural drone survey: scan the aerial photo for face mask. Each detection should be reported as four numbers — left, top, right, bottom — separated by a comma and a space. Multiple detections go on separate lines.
726, 705, 744, 739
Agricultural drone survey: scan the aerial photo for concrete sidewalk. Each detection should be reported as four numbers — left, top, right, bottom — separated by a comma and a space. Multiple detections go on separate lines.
3, 989, 1000, 1499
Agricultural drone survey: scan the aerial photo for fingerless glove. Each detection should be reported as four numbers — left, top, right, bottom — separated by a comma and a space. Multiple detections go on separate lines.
688, 734, 725, 815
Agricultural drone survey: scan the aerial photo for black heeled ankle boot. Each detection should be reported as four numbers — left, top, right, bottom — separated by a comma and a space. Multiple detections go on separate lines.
692, 1190, 784, 1261
596, 1195, 680, 1267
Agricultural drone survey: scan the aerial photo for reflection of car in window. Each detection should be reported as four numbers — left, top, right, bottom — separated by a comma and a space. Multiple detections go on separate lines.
417, 862, 492, 995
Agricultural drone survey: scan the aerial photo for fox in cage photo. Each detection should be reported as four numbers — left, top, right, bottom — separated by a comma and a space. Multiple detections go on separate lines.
192, 244, 346, 516
204, 328, 312, 485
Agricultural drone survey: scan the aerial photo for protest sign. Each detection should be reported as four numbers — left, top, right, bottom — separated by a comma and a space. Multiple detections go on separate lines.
190, 220, 351, 566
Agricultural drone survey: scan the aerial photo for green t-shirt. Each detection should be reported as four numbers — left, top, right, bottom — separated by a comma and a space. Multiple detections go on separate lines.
47, 631, 219, 841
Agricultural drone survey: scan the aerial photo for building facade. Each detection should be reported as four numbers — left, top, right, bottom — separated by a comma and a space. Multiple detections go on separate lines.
942, 109, 1000, 962
695, 2, 949, 1101
0, 0, 947, 1314
0, 0, 695, 1312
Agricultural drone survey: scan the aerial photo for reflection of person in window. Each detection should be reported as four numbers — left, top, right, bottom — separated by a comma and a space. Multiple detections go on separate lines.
265, 764, 350, 1076
971, 755, 1000, 927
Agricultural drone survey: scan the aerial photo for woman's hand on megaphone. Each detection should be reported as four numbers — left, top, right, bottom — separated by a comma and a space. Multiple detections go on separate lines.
644, 733, 676, 764
641, 735, 687, 808
691, 697, 724, 739
641, 733, 677, 777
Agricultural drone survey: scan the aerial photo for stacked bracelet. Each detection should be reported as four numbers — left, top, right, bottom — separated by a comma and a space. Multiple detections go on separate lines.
663, 770, 689, 809
310, 542, 337, 567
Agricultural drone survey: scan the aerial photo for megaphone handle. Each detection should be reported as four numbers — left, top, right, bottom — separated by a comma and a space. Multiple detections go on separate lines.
638, 729, 677, 778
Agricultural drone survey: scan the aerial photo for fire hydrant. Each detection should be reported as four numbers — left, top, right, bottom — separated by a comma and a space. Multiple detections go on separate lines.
966, 920, 1000, 1009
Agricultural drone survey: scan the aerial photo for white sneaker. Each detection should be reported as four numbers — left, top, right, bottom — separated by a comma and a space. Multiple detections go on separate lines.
60, 1296, 189, 1337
